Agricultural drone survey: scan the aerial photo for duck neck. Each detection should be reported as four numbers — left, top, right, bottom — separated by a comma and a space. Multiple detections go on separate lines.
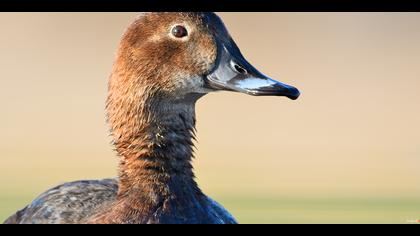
107, 87, 203, 204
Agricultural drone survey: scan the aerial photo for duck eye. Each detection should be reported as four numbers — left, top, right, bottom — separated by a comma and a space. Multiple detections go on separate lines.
171, 25, 188, 38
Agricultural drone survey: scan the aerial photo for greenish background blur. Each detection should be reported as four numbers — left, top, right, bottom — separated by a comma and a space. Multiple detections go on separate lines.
1, 13, 420, 224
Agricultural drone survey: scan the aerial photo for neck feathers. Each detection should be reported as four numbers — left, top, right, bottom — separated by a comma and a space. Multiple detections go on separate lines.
106, 70, 201, 199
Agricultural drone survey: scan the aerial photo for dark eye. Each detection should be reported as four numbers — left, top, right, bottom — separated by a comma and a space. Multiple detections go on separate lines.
171, 25, 188, 38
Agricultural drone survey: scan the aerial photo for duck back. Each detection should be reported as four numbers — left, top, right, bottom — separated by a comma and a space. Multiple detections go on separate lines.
4, 179, 236, 224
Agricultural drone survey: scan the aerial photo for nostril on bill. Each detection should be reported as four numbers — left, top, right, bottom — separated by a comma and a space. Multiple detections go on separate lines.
230, 61, 247, 75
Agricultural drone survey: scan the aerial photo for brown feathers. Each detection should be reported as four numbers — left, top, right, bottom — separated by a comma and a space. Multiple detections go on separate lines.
88, 13, 219, 223
5, 12, 237, 224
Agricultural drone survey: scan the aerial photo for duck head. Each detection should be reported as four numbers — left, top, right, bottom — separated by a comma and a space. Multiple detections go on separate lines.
112, 12, 300, 102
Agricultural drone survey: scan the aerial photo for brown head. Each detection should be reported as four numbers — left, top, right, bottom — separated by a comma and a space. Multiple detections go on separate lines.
109, 12, 299, 105
110, 13, 217, 100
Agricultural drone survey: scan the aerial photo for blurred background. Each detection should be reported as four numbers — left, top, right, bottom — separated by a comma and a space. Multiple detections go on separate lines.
1, 13, 420, 224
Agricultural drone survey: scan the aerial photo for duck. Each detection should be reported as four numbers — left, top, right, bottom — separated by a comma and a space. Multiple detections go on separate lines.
4, 12, 300, 224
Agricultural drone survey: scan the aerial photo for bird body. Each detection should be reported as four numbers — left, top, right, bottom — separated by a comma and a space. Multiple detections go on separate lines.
4, 179, 236, 224
4, 12, 299, 224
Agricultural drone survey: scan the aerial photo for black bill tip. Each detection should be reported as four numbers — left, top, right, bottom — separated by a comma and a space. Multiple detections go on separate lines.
245, 82, 301, 100
285, 86, 300, 100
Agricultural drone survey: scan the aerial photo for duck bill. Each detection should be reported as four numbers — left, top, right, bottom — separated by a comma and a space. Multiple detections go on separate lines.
205, 45, 300, 100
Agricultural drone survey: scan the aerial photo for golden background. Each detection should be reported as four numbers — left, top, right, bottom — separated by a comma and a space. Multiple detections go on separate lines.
1, 13, 420, 223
